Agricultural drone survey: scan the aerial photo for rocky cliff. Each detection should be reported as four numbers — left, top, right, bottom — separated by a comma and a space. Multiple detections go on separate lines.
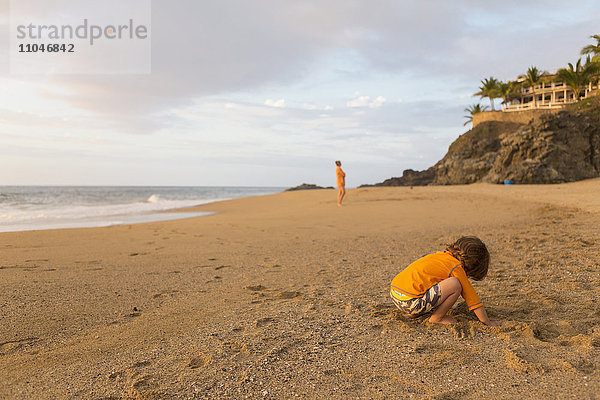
368, 96, 600, 186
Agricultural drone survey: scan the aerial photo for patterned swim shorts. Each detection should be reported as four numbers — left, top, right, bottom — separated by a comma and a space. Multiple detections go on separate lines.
390, 285, 442, 316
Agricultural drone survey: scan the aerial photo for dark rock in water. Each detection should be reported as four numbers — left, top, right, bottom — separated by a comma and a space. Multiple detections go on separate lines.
366, 96, 600, 185
286, 183, 334, 191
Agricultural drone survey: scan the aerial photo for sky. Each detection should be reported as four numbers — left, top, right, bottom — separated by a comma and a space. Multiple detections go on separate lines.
1, 0, 599, 187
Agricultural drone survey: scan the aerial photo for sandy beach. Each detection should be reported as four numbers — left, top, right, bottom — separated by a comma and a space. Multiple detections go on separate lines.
1, 182, 599, 399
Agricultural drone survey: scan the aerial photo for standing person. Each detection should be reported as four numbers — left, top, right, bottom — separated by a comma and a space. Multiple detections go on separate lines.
335, 160, 346, 207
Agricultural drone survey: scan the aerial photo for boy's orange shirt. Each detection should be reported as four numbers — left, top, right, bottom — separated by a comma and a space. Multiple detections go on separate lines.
390, 251, 483, 311
336, 166, 345, 187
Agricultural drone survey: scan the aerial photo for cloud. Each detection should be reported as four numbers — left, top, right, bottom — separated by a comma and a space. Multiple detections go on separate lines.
2, 0, 598, 135
346, 95, 386, 108
265, 98, 286, 108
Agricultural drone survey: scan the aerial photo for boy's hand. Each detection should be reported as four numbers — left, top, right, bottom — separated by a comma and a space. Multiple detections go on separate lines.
473, 306, 501, 326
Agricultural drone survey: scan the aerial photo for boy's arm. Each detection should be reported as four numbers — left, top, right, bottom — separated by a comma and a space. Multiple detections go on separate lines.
473, 306, 501, 326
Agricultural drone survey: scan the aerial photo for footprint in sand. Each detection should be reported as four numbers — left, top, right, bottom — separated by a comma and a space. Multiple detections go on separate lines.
451, 323, 479, 339
129, 374, 158, 396
206, 276, 222, 284
262, 263, 282, 269
124, 308, 142, 319
188, 353, 212, 369
244, 285, 267, 292
222, 341, 250, 356
578, 238, 595, 247
368, 303, 396, 318
255, 317, 275, 327
503, 348, 543, 373
276, 291, 301, 299
109, 364, 158, 396
130, 360, 151, 369
571, 359, 595, 374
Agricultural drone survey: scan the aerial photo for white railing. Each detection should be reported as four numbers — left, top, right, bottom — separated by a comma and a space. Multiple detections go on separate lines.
518, 82, 595, 96
503, 102, 568, 112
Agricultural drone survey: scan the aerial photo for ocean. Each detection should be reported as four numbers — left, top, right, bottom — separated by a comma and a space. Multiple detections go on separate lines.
0, 186, 284, 233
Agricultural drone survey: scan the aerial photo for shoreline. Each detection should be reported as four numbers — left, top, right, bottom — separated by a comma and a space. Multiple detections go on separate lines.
0, 186, 285, 234
1, 182, 599, 398
4, 177, 600, 234
0, 211, 215, 234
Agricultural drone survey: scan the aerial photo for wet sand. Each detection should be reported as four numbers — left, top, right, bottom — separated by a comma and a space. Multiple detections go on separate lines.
1, 181, 599, 399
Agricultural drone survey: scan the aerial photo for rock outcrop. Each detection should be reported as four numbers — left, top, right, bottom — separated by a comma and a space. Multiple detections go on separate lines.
286, 183, 334, 191
370, 168, 436, 187
367, 96, 600, 186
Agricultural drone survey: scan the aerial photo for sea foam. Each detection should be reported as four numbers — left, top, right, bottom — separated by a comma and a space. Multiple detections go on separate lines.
0, 186, 282, 232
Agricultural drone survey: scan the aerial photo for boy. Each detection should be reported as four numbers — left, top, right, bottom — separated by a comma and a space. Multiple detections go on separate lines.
390, 236, 500, 325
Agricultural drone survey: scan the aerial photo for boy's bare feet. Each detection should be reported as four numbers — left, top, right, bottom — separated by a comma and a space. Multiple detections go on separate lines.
428, 315, 457, 325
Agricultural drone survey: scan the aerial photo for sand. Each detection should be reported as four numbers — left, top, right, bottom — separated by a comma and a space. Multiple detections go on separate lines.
1, 181, 599, 399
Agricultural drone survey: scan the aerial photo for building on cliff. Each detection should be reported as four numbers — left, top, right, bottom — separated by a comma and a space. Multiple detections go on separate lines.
474, 76, 599, 128
503, 75, 598, 112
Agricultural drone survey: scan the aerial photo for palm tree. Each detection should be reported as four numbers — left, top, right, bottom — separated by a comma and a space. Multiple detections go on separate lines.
464, 103, 488, 126
498, 80, 522, 109
474, 77, 500, 111
519, 66, 547, 108
581, 34, 600, 62
556, 57, 600, 101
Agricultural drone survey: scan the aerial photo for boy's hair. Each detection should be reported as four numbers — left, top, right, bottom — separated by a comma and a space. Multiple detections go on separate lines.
445, 236, 489, 281
335, 160, 341, 166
